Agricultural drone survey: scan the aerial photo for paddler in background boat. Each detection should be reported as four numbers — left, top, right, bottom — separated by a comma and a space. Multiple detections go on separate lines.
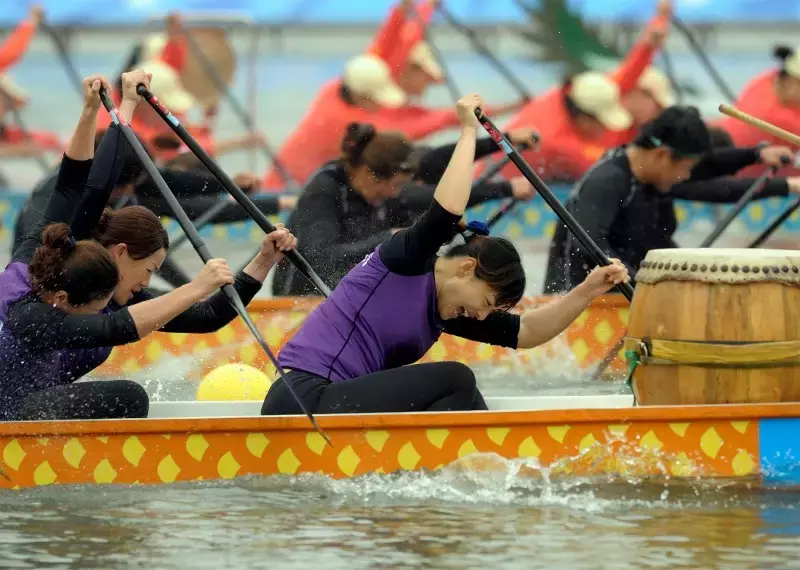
260, 1, 522, 192
543, 105, 799, 293
270, 122, 539, 296
714, 44, 800, 177
0, 5, 63, 159
98, 13, 263, 163
261, 94, 629, 416
488, 0, 674, 184
0, 70, 299, 422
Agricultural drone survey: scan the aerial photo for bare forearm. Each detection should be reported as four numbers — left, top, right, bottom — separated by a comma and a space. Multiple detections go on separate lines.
128, 283, 206, 337
241, 255, 275, 284
517, 285, 593, 349
119, 99, 138, 123
433, 127, 477, 216
66, 106, 98, 160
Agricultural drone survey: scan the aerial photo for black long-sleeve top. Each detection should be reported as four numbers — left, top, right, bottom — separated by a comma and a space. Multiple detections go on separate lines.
543, 146, 790, 293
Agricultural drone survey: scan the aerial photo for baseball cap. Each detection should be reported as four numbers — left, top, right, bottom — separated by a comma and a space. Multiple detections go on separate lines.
780, 46, 800, 80
637, 67, 676, 109
0, 74, 28, 104
569, 71, 633, 132
141, 33, 168, 63
342, 54, 407, 109
140, 59, 198, 114
408, 41, 444, 82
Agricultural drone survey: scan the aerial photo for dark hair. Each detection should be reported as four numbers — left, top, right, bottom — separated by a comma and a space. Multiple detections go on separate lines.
94, 129, 151, 187
164, 152, 207, 173
29, 223, 119, 306
707, 125, 734, 149
443, 225, 525, 311
775, 45, 795, 78
93, 206, 169, 260
341, 123, 419, 179
632, 106, 711, 158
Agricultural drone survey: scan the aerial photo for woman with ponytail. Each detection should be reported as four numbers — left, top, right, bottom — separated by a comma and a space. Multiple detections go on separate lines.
272, 121, 538, 296
262, 95, 629, 417
715, 45, 800, 166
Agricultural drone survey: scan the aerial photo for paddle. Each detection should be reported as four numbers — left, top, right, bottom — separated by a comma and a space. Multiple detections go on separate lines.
474, 109, 635, 302
135, 84, 332, 298
437, 4, 532, 102
41, 24, 84, 96
99, 89, 331, 446
178, 26, 300, 193
748, 197, 800, 248
671, 16, 736, 103
719, 104, 800, 147
698, 162, 787, 248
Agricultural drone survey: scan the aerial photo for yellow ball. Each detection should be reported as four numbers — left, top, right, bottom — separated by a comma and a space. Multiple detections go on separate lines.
196, 363, 273, 401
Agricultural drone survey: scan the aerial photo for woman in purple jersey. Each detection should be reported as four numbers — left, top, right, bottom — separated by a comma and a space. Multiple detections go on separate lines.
263, 94, 630, 416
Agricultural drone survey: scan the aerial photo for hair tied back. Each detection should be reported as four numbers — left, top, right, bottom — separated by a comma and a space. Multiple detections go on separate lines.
461, 220, 491, 242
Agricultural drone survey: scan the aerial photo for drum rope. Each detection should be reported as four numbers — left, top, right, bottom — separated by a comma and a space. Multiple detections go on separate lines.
623, 337, 800, 368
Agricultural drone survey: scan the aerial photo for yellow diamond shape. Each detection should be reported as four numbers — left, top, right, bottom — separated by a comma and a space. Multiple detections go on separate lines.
145, 341, 163, 363
337, 445, 361, 477
62, 438, 86, 469
547, 426, 570, 443
579, 433, 597, 453
277, 449, 301, 474
732, 449, 755, 476
217, 452, 241, 479
593, 320, 614, 346
397, 442, 421, 470
123, 436, 146, 466
239, 343, 258, 364
669, 452, 694, 477
486, 427, 511, 446
425, 429, 449, 449
669, 423, 690, 437
157, 455, 181, 483
427, 341, 447, 362
571, 338, 589, 364
458, 440, 478, 458
640, 430, 663, 451
171, 333, 188, 347
731, 421, 750, 435
618, 308, 629, 326
246, 433, 270, 458
544, 220, 556, 238
33, 461, 57, 486
749, 203, 764, 222
608, 424, 629, 436
475, 343, 494, 362
518, 436, 541, 458
122, 359, 140, 374
186, 434, 209, 462
216, 326, 235, 346
700, 427, 724, 459
525, 207, 540, 225
3, 439, 26, 470
365, 430, 390, 452
573, 310, 589, 328
93, 459, 117, 484
306, 432, 327, 456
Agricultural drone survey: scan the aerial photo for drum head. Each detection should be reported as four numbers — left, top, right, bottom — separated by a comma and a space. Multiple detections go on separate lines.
180, 27, 237, 108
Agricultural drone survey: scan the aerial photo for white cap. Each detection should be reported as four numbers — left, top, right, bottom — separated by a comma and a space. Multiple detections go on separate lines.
569, 71, 633, 131
785, 47, 800, 80
342, 54, 407, 109
637, 66, 676, 109
0, 74, 28, 103
141, 33, 168, 63
408, 41, 444, 82
139, 59, 198, 114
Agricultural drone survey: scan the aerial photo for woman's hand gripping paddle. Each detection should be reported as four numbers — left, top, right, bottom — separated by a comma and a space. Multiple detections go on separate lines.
99, 88, 332, 447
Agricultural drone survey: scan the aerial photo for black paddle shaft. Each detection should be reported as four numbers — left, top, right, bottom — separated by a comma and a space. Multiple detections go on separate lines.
99, 89, 331, 445
474, 109, 635, 301
699, 162, 785, 248
749, 197, 800, 248
135, 84, 332, 298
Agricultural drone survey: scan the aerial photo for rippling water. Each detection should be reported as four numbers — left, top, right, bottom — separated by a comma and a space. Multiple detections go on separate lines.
2, 463, 800, 570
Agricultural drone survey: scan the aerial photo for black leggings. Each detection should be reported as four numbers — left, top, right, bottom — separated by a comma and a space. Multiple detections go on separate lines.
261, 361, 488, 415
8, 380, 150, 421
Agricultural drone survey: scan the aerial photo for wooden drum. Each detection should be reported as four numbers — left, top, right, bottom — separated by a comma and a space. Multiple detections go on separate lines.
625, 248, 800, 406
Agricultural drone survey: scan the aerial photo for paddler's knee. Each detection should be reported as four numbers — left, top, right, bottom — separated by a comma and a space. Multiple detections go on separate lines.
112, 380, 149, 418
436, 361, 477, 392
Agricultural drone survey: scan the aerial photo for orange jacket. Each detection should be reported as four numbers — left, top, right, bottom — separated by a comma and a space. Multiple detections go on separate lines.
0, 18, 36, 74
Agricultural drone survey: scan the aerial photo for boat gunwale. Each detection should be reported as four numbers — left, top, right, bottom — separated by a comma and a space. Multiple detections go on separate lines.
0, 401, 797, 438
